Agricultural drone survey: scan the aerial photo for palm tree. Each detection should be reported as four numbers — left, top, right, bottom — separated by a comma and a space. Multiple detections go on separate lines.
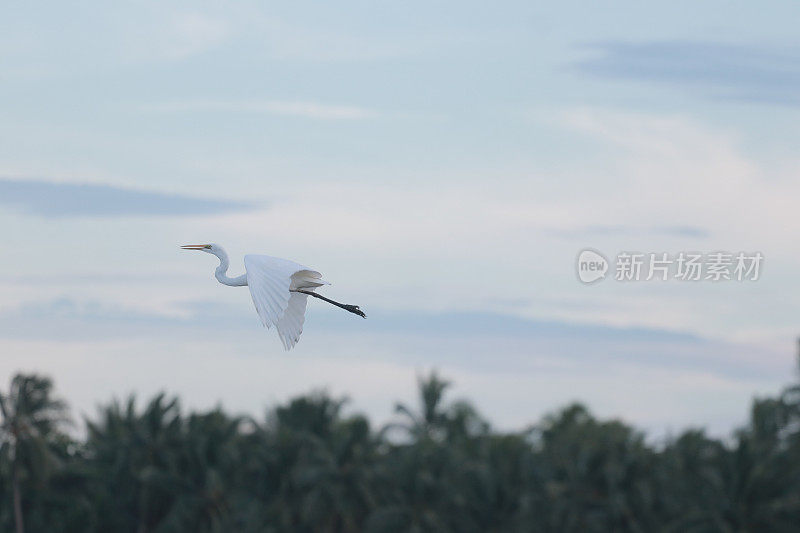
369, 372, 497, 532
535, 403, 659, 532
392, 371, 451, 442
256, 393, 377, 532
712, 397, 800, 531
85, 393, 183, 533
160, 409, 243, 532
0, 374, 68, 533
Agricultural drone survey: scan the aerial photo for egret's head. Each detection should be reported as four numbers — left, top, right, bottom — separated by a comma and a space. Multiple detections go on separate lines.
181, 243, 218, 255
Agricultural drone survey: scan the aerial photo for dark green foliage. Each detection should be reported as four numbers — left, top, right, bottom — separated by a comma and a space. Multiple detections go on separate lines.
2, 370, 800, 532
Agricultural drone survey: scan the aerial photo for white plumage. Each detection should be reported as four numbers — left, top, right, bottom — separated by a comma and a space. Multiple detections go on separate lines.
244, 255, 329, 350
182, 243, 363, 350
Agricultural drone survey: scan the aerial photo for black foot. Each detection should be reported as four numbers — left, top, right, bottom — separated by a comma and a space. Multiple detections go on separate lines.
343, 304, 367, 319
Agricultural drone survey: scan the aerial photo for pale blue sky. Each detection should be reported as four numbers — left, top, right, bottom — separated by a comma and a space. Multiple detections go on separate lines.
2, 1, 800, 436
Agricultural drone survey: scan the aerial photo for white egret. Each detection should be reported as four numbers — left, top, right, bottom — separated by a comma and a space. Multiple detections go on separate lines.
181, 244, 365, 350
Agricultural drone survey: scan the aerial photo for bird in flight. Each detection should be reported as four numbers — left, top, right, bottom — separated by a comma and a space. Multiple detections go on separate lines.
182, 244, 365, 350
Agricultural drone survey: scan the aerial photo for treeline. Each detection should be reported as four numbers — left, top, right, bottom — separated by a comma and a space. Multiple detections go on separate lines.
1, 368, 800, 533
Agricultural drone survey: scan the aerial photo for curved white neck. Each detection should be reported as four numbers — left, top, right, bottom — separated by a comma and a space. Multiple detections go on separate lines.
212, 248, 247, 287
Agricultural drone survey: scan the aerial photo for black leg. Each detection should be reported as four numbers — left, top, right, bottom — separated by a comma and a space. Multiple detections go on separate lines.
291, 290, 366, 318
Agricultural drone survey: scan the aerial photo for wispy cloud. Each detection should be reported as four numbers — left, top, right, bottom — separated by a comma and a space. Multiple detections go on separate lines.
552, 224, 710, 240
165, 12, 230, 60
0, 179, 254, 217
143, 100, 379, 120
574, 41, 800, 105
0, 296, 783, 382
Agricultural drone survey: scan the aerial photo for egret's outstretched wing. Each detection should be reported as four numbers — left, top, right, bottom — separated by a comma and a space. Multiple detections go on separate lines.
243, 254, 328, 350
276, 292, 308, 350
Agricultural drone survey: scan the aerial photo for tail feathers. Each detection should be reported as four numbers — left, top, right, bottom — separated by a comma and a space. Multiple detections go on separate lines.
292, 270, 330, 289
